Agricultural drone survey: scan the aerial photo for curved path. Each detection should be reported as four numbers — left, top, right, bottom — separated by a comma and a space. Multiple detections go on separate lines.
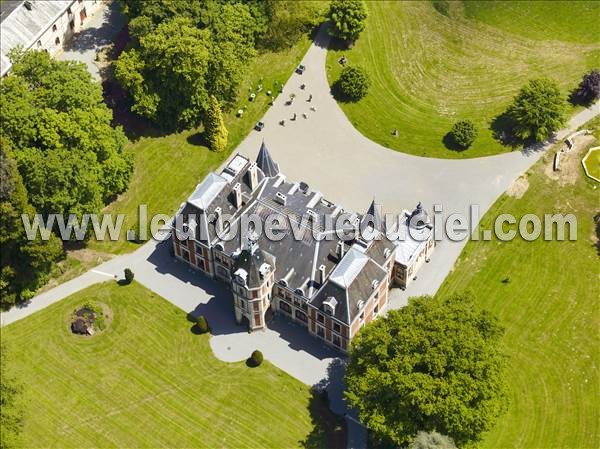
2, 26, 598, 449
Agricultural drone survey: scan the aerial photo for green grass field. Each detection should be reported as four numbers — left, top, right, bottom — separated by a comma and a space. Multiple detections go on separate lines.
437, 129, 600, 447
326, 1, 600, 158
85, 38, 312, 255
1, 282, 332, 448
582, 147, 600, 181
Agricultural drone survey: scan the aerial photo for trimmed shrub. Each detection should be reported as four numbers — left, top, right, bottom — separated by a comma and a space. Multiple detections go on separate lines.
335, 66, 370, 102
196, 315, 209, 334
248, 350, 263, 367
449, 120, 478, 149
204, 95, 228, 152
123, 268, 134, 284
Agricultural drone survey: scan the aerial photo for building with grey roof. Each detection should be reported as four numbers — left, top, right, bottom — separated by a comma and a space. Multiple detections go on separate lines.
1, 0, 102, 77
171, 142, 434, 351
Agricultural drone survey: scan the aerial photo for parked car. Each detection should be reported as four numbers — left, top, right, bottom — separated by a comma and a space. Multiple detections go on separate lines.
296, 64, 306, 75
255, 121, 265, 131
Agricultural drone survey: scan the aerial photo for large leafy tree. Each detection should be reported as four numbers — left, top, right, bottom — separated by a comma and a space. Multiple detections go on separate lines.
115, 17, 212, 130
0, 142, 62, 308
259, 0, 326, 50
205, 2, 259, 106
345, 293, 507, 447
0, 50, 132, 218
507, 78, 566, 142
117, 1, 268, 129
327, 0, 368, 44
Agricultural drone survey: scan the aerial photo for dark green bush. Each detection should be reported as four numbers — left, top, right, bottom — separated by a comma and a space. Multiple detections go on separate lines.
432, 0, 450, 16
248, 350, 263, 367
449, 120, 478, 149
123, 268, 134, 284
335, 66, 370, 102
196, 315, 209, 334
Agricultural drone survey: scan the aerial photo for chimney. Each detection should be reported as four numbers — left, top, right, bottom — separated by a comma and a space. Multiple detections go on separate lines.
275, 191, 287, 206
214, 207, 223, 234
232, 183, 242, 208
336, 241, 346, 259
318, 264, 326, 285
248, 163, 258, 191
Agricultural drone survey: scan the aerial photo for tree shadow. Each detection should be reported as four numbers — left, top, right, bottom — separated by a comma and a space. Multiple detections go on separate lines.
186, 131, 209, 147
442, 132, 466, 152
568, 88, 596, 107
330, 80, 358, 103
300, 387, 347, 449
489, 111, 523, 149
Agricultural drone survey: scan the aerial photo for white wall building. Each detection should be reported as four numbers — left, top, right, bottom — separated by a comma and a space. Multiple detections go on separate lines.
1, 0, 103, 76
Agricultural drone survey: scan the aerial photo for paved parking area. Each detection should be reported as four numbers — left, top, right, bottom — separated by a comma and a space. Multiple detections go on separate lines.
57, 1, 124, 81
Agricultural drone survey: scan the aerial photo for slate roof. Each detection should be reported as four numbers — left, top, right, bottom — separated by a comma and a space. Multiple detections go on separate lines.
232, 246, 275, 289
391, 208, 433, 266
311, 250, 387, 324
256, 141, 279, 177
1, 0, 73, 76
174, 143, 396, 324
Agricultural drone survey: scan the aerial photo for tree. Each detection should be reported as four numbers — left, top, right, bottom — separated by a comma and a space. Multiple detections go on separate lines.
507, 78, 565, 142
205, 2, 258, 106
335, 66, 370, 101
123, 268, 134, 284
115, 17, 212, 130
116, 2, 270, 129
196, 315, 209, 334
204, 96, 228, 152
0, 50, 132, 219
1, 141, 62, 309
248, 349, 263, 367
409, 431, 457, 449
0, 343, 23, 449
327, 0, 368, 44
345, 293, 507, 447
449, 120, 478, 149
572, 69, 600, 105
259, 1, 326, 50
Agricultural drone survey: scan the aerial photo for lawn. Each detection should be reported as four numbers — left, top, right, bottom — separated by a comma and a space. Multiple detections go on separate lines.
1, 281, 333, 448
87, 37, 313, 255
436, 125, 600, 447
582, 147, 600, 181
326, 1, 600, 158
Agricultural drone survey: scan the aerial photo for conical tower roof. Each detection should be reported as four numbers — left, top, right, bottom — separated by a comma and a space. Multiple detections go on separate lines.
256, 141, 280, 177
362, 198, 384, 231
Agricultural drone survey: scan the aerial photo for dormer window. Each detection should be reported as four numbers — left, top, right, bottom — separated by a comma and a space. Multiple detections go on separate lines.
259, 263, 271, 280
372, 280, 379, 290
323, 297, 338, 315
234, 268, 248, 286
